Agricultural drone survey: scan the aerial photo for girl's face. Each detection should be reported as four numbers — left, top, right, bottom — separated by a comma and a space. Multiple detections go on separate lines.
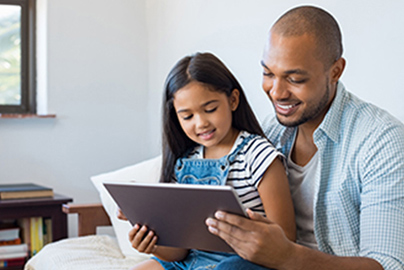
173, 81, 240, 157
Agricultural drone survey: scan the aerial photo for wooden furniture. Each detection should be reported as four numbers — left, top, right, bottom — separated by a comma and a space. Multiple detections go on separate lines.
0, 194, 73, 269
0, 194, 73, 241
24, 157, 161, 270
62, 203, 111, 236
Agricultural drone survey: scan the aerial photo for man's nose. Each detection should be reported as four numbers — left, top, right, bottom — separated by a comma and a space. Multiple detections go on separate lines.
265, 79, 290, 100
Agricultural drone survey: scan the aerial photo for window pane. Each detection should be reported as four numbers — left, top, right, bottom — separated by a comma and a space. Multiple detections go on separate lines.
0, 5, 21, 106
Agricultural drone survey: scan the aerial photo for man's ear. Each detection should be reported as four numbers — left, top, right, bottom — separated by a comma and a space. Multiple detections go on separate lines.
330, 57, 346, 83
230, 89, 240, 111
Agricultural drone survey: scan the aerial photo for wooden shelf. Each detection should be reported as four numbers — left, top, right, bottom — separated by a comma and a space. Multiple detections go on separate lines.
0, 194, 73, 270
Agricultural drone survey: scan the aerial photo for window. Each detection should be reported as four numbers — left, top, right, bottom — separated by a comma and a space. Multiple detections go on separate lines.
0, 0, 36, 114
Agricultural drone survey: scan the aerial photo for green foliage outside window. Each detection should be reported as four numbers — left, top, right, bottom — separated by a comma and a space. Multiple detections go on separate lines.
0, 5, 21, 106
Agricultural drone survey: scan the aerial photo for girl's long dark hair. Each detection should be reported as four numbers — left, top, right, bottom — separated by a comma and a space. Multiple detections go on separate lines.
160, 52, 265, 183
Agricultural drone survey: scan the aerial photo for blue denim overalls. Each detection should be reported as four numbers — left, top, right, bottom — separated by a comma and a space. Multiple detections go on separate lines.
153, 134, 270, 270
175, 134, 255, 186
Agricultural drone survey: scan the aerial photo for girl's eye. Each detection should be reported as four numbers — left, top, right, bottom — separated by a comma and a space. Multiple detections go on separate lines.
182, 114, 193, 120
206, 107, 217, 113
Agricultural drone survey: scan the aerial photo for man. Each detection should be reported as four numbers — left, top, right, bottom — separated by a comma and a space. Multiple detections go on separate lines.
206, 5, 404, 270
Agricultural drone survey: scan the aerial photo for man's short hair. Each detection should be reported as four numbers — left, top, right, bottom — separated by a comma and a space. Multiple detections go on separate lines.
272, 6, 343, 69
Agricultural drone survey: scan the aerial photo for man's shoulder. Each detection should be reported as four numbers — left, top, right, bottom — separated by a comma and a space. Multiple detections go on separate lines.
342, 91, 404, 135
334, 90, 404, 156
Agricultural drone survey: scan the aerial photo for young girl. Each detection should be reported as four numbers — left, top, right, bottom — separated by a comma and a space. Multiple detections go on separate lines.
127, 52, 295, 269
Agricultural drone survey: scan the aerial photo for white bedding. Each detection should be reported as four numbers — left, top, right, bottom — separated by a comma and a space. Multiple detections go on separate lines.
24, 235, 150, 270
24, 157, 160, 270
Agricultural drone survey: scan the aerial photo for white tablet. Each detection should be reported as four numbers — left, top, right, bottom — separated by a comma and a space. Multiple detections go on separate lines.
103, 182, 247, 252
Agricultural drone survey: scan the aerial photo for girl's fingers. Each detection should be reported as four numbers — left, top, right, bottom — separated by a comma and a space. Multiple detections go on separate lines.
144, 236, 158, 254
128, 224, 158, 253
137, 229, 156, 252
129, 224, 148, 249
128, 223, 140, 244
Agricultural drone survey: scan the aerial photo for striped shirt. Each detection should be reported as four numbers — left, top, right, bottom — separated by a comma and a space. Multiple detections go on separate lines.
184, 131, 282, 216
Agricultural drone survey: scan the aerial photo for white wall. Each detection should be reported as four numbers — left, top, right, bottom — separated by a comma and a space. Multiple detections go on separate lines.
0, 0, 151, 236
1, 0, 403, 237
145, 0, 404, 154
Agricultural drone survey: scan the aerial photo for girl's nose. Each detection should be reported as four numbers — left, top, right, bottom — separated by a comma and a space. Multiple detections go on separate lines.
195, 114, 209, 128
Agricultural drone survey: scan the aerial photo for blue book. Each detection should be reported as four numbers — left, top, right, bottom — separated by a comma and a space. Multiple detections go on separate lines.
0, 183, 53, 200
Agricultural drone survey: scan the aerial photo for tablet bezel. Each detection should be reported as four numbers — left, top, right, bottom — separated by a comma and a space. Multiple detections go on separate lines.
103, 182, 247, 252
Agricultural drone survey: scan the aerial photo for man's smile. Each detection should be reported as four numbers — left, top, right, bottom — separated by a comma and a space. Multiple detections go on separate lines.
274, 102, 301, 116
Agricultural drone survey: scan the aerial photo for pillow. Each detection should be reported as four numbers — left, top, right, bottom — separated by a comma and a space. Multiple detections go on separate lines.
90, 155, 161, 258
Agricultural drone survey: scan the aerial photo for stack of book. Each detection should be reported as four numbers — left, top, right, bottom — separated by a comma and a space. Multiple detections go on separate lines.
0, 183, 55, 268
0, 257, 26, 268
0, 227, 28, 268
0, 183, 53, 200
0, 228, 20, 246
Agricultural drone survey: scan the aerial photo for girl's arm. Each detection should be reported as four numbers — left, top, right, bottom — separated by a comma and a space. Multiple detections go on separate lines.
128, 224, 189, 262
257, 157, 296, 241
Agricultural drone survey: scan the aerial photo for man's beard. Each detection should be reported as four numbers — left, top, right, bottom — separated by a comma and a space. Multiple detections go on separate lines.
276, 83, 330, 128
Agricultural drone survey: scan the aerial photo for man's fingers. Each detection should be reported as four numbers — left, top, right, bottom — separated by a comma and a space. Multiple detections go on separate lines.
205, 211, 255, 239
206, 210, 293, 267
206, 216, 251, 258
205, 210, 274, 259
214, 210, 272, 231
206, 215, 248, 245
246, 209, 271, 223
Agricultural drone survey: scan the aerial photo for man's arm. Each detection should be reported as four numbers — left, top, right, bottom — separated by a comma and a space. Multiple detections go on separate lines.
206, 209, 383, 270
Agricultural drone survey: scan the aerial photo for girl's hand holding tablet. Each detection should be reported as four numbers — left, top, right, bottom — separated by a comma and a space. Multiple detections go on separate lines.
128, 224, 158, 254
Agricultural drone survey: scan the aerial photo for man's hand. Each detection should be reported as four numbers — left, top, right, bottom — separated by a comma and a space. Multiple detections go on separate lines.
205, 209, 294, 269
206, 209, 384, 270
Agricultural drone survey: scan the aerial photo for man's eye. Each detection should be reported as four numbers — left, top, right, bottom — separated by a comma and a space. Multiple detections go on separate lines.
289, 78, 307, 84
206, 107, 217, 113
263, 71, 274, 77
